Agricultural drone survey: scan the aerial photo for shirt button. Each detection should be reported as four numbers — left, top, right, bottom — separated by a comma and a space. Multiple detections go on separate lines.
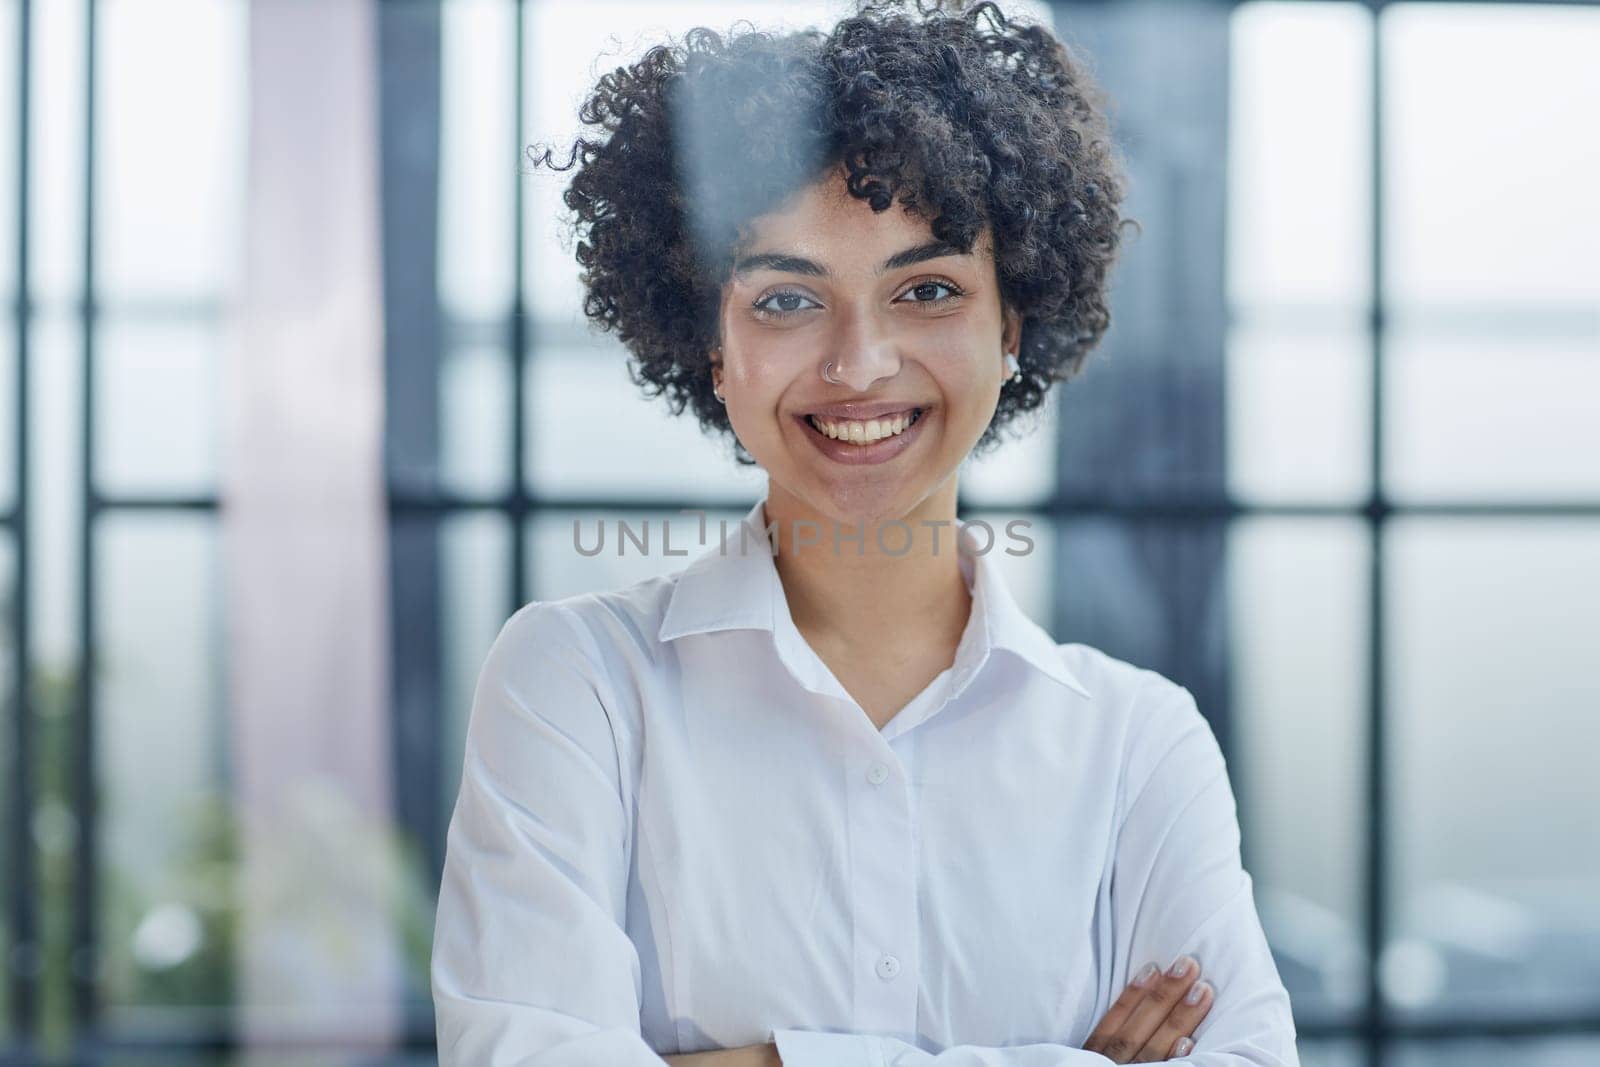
875, 953, 901, 980
866, 762, 889, 785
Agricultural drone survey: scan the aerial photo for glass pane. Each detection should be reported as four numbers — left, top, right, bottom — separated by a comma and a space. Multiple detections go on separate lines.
1226, 319, 1371, 504
1228, 1, 1372, 312
439, 510, 511, 839
440, 0, 514, 324
0, 0, 10, 547
524, 0, 844, 327
0, 532, 13, 1041
1299, 1042, 1363, 1067
1384, 5, 1600, 309
1387, 519, 1600, 1020
1228, 518, 1369, 1021
54, 1054, 228, 1067
95, 318, 218, 497
97, 0, 245, 303
440, 342, 512, 498
526, 344, 766, 501
33, 309, 82, 665
1050, 517, 1228, 675
1391, 1037, 1600, 1067
32, 0, 85, 306
0, 317, 15, 511
527, 505, 747, 602
523, 0, 1053, 320
0, 0, 16, 302
1384, 326, 1600, 501
94, 512, 231, 1017
960, 403, 1057, 508
85, 1056, 441, 1067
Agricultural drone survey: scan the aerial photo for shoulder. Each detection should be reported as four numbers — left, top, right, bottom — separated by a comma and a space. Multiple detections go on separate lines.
476, 559, 716, 726
1055, 642, 1202, 730
483, 565, 693, 700
469, 571, 691, 784
1053, 642, 1222, 814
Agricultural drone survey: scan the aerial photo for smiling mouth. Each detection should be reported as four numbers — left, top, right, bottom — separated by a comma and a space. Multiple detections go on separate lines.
803, 407, 925, 444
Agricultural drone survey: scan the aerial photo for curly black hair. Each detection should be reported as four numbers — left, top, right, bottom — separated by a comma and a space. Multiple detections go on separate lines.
529, 0, 1134, 467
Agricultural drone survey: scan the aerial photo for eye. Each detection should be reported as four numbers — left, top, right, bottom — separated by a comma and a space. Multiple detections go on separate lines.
749, 277, 968, 322
896, 278, 967, 308
751, 289, 822, 321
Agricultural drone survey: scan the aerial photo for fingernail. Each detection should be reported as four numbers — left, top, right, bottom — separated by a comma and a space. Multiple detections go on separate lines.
1175, 1036, 1195, 1055
1132, 961, 1159, 987
1166, 955, 1193, 978
1185, 980, 1210, 1005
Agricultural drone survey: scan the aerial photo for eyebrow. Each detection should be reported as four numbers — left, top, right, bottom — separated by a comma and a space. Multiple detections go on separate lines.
731, 239, 969, 281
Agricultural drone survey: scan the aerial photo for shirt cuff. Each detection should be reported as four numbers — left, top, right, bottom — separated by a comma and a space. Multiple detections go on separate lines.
770, 1028, 886, 1067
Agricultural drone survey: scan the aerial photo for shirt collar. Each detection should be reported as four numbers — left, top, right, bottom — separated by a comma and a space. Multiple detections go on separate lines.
658, 496, 1092, 701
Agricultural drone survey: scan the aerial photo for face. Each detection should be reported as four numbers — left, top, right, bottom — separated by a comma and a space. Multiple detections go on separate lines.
711, 163, 1021, 530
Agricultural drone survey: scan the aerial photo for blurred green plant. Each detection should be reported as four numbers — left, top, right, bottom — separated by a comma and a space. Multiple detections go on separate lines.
34, 661, 76, 1054
99, 790, 238, 1010
21, 659, 440, 1055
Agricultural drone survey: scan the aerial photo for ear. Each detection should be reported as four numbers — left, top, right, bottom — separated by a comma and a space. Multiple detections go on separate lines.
710, 346, 723, 392
1001, 306, 1022, 358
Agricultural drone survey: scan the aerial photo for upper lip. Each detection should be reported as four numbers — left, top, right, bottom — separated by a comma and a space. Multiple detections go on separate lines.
800, 401, 926, 421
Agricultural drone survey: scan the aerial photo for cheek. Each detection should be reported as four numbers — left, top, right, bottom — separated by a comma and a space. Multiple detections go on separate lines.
722, 333, 813, 398
922, 328, 996, 381
939, 367, 1004, 442
940, 356, 1000, 406
725, 360, 789, 408
719, 361, 792, 446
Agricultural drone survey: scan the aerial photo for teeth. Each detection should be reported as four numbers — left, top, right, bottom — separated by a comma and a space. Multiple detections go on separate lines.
808, 409, 920, 444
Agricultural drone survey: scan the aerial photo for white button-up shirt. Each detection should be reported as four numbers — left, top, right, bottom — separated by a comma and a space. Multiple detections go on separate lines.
431, 496, 1300, 1065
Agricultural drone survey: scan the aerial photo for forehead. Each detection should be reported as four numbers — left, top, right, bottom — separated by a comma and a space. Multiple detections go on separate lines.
745, 171, 917, 240
736, 167, 991, 263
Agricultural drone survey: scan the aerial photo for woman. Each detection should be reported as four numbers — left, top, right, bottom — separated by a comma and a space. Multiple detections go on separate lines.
431, 2, 1300, 1064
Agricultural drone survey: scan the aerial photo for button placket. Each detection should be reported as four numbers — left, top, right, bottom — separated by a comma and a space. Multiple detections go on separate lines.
848, 747, 919, 1037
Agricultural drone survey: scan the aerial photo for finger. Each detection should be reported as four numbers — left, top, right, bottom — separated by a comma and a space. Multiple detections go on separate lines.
1135, 979, 1213, 1061
1113, 954, 1204, 1059
1082, 961, 1161, 1061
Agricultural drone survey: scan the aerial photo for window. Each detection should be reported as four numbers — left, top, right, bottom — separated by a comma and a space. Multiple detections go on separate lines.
3, 1, 1596, 1063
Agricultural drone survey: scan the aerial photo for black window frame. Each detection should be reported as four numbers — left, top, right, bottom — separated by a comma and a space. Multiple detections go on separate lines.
3, 0, 1599, 1062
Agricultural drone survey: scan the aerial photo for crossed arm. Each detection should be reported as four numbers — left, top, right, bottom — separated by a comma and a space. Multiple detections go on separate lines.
664, 1046, 781, 1066
661, 955, 1223, 1066
665, 680, 1300, 1067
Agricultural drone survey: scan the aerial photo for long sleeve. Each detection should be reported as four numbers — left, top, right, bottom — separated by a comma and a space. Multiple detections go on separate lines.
431, 602, 666, 1066
770, 676, 1298, 1067
1108, 676, 1298, 1065
770, 1028, 1115, 1065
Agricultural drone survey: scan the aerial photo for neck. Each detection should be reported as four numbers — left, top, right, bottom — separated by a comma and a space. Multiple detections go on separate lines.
760, 480, 972, 657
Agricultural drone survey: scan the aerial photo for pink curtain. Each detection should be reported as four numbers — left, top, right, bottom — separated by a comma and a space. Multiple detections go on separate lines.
220, 0, 401, 1046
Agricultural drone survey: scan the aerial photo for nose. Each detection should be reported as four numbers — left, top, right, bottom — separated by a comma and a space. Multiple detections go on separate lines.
829, 331, 903, 392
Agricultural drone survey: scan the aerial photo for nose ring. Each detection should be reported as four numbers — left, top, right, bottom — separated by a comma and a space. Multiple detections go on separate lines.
821, 361, 843, 385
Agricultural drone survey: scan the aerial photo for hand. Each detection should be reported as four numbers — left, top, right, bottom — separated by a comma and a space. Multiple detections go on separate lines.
664, 1041, 782, 1066
1082, 954, 1215, 1063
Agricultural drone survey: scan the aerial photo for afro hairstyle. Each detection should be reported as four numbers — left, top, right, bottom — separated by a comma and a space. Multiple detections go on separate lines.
529, 0, 1135, 466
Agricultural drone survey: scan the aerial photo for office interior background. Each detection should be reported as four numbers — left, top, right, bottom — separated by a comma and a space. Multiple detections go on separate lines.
1, 0, 1597, 1063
